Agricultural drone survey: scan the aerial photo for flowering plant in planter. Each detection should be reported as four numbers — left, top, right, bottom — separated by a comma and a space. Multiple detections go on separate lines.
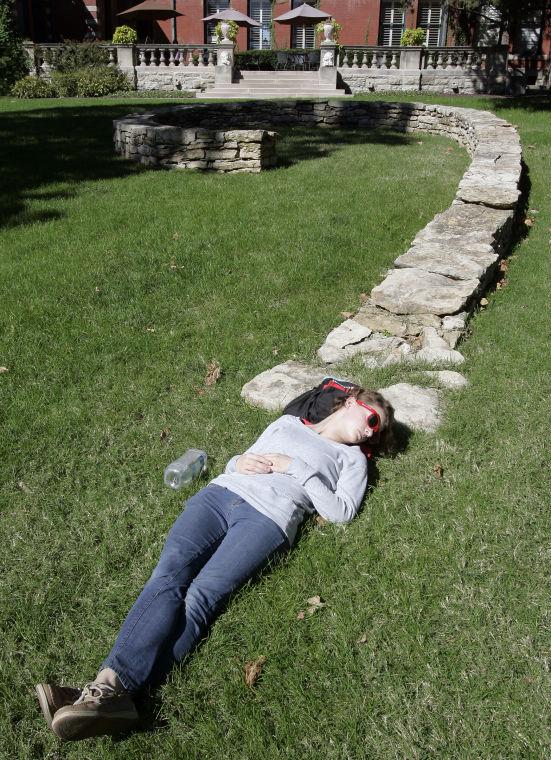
315, 18, 342, 43
215, 19, 239, 43
400, 28, 426, 46
112, 25, 138, 44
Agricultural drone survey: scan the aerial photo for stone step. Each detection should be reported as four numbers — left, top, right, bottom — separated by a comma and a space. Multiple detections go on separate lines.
233, 81, 335, 88
197, 89, 349, 99
238, 70, 319, 78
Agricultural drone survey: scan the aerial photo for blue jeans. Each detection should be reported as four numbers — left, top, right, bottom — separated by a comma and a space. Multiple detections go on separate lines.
102, 485, 289, 693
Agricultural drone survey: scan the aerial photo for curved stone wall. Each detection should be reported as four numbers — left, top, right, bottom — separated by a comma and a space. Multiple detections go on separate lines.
114, 100, 522, 426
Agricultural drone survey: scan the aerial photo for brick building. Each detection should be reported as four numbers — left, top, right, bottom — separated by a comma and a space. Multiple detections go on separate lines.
15, 1, 551, 57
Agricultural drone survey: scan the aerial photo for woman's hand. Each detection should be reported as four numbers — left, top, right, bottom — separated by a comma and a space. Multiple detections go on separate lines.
263, 453, 292, 473
235, 454, 273, 475
235, 453, 293, 475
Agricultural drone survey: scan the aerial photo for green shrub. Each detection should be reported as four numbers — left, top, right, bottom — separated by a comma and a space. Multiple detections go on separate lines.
0, 0, 28, 94
235, 49, 277, 70
42, 41, 109, 72
112, 25, 137, 44
50, 70, 80, 97
49, 66, 131, 97
10, 75, 55, 98
400, 27, 426, 46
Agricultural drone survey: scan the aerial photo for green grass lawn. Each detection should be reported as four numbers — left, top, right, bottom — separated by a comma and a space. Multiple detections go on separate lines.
0, 93, 550, 758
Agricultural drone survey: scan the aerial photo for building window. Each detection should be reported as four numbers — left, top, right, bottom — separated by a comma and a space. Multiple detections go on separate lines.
249, 0, 272, 50
379, 1, 405, 46
418, 1, 445, 47
291, 0, 318, 49
205, 0, 229, 43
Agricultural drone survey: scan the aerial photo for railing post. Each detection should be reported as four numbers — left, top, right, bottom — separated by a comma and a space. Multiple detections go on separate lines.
115, 44, 137, 88
319, 40, 338, 86
23, 42, 38, 76
215, 41, 234, 85
399, 46, 423, 70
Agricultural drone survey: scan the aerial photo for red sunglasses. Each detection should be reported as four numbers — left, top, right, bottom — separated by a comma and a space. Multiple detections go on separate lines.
355, 400, 381, 433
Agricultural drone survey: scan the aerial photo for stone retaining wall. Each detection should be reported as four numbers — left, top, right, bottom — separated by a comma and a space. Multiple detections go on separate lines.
114, 99, 522, 424
135, 68, 215, 93
113, 114, 277, 173
339, 68, 489, 95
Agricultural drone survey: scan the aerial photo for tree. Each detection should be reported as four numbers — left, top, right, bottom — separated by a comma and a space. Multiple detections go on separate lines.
0, 0, 28, 94
443, 1, 549, 47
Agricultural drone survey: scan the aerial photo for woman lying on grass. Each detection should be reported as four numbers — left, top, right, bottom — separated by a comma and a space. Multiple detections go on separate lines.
36, 387, 395, 742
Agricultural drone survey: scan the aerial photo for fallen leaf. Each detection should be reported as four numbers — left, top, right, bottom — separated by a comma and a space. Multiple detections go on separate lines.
499, 260, 508, 273
160, 428, 171, 441
315, 515, 327, 527
94, 286, 101, 294
340, 311, 354, 319
17, 480, 32, 494
416, 140, 423, 145
446, 147, 454, 153
272, 348, 279, 356
306, 595, 326, 615
527, 144, 536, 149
359, 292, 368, 304
433, 463, 443, 478
529, 208, 539, 215
194, 387, 205, 396
297, 610, 305, 620
524, 217, 534, 227
0, 367, 8, 374
172, 232, 180, 240
146, 326, 155, 333
480, 298, 489, 307
205, 360, 221, 386
356, 633, 368, 645
244, 656, 266, 688
169, 257, 178, 270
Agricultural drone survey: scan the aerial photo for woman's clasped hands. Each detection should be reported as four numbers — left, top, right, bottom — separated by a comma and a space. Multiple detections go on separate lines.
235, 453, 292, 475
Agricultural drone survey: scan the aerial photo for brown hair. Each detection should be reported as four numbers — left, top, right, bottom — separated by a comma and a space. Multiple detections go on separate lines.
333, 387, 397, 456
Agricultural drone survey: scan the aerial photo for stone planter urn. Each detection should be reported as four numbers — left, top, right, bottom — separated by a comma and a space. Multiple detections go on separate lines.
220, 22, 231, 42
322, 22, 334, 42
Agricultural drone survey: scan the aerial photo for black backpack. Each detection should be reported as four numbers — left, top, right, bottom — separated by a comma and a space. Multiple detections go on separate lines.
282, 377, 360, 423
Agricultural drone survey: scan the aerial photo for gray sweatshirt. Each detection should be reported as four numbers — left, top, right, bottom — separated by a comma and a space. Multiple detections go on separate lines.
211, 415, 368, 545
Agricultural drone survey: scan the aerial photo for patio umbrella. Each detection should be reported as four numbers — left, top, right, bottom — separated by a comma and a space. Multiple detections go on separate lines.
273, 3, 331, 25
201, 9, 261, 28
117, 1, 183, 21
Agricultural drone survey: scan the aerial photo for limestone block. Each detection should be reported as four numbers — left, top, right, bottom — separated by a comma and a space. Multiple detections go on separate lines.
371, 268, 479, 316
423, 370, 469, 389
378, 383, 442, 433
413, 346, 465, 365
414, 202, 513, 251
457, 166, 521, 209
442, 313, 467, 330
205, 149, 239, 160
354, 302, 408, 337
442, 330, 461, 349
395, 241, 498, 281
182, 160, 209, 170
184, 148, 206, 160
241, 361, 333, 411
317, 320, 375, 363
153, 126, 184, 144
240, 145, 262, 159
421, 327, 450, 351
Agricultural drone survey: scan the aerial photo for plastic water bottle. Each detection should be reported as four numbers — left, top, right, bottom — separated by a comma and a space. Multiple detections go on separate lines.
164, 449, 207, 490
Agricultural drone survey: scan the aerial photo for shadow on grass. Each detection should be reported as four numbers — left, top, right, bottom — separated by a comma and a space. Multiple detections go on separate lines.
0, 103, 153, 230
0, 101, 416, 230
275, 125, 416, 169
492, 94, 551, 113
